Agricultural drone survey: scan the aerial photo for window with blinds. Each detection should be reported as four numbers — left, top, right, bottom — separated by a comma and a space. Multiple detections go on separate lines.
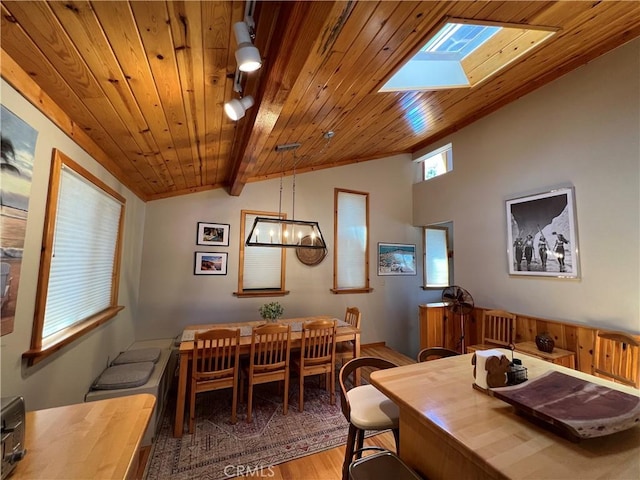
235, 210, 287, 296
26, 149, 125, 365
424, 225, 451, 288
332, 189, 371, 293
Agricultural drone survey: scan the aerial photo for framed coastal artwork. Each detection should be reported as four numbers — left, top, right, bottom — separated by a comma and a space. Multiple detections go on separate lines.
377, 243, 417, 276
506, 187, 579, 278
1, 105, 38, 335
196, 222, 230, 246
194, 252, 228, 275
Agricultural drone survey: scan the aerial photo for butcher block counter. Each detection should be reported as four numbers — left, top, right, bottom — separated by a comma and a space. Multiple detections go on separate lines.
370, 350, 639, 480
12, 394, 155, 479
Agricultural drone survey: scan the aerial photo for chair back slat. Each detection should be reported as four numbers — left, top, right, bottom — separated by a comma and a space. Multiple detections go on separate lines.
193, 328, 240, 380
344, 307, 361, 329
251, 323, 291, 372
482, 310, 515, 347
301, 320, 337, 367
593, 330, 640, 388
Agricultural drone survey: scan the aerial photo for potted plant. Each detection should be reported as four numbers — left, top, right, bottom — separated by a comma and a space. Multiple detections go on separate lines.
259, 302, 284, 322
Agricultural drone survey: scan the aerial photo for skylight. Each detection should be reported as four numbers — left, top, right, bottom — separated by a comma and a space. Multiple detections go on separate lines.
379, 19, 557, 92
422, 23, 501, 59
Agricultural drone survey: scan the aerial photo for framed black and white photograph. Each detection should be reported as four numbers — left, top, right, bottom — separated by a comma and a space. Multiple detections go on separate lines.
378, 243, 417, 276
194, 252, 228, 275
506, 187, 579, 278
196, 222, 229, 246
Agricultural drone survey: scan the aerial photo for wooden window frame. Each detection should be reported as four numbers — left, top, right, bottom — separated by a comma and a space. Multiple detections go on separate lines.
23, 149, 125, 366
331, 188, 372, 294
423, 225, 452, 289
234, 209, 289, 298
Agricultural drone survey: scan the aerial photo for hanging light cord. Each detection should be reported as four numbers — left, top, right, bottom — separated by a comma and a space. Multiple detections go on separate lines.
278, 154, 284, 219
292, 150, 297, 221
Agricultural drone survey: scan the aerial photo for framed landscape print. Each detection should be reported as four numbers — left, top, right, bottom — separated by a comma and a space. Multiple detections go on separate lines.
196, 222, 229, 246
506, 187, 579, 278
377, 243, 417, 276
1, 105, 38, 336
194, 252, 228, 275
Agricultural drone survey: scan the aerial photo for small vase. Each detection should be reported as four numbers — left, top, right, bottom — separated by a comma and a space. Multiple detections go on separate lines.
535, 333, 555, 353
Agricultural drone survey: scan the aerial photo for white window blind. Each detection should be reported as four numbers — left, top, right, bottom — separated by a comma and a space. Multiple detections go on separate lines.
424, 226, 450, 287
242, 213, 282, 290
335, 190, 367, 289
43, 165, 122, 338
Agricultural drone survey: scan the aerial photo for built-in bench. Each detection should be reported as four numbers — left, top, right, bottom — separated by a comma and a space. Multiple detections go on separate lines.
85, 338, 177, 446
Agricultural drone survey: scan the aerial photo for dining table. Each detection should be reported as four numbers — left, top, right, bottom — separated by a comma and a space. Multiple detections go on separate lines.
370, 348, 640, 480
173, 315, 360, 437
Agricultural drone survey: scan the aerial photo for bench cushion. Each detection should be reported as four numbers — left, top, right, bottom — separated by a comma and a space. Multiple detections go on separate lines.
92, 362, 155, 390
112, 347, 161, 365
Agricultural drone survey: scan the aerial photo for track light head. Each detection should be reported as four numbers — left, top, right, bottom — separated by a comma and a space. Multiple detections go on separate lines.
233, 21, 261, 72
224, 95, 254, 121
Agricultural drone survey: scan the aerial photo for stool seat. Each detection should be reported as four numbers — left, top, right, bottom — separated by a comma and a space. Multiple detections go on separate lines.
347, 385, 399, 430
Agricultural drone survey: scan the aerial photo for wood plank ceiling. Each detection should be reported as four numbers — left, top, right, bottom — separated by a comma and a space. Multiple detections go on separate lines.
1, 1, 639, 202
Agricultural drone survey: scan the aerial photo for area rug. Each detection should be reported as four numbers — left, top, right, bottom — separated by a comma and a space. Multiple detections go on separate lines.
145, 379, 351, 480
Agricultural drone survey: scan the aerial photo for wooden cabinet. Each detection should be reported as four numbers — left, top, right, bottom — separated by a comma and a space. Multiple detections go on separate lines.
514, 341, 576, 369
419, 303, 462, 352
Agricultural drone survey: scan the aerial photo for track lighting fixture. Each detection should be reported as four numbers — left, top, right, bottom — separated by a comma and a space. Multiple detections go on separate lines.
224, 0, 260, 121
224, 95, 254, 121
233, 21, 261, 72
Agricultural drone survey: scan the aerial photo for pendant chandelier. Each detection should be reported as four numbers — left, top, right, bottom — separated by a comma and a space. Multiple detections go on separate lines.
245, 143, 326, 249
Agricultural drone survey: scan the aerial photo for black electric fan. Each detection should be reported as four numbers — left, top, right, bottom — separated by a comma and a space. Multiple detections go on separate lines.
441, 285, 474, 352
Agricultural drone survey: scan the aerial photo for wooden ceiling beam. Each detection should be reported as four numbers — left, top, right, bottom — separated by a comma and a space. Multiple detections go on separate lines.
226, 0, 350, 196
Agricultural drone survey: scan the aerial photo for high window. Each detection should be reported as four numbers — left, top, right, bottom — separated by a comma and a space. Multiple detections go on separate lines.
25, 149, 125, 365
332, 189, 371, 293
415, 143, 453, 180
235, 210, 287, 297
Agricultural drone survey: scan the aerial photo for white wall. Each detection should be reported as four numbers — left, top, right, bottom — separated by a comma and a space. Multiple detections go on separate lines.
413, 39, 640, 333
137, 154, 435, 356
0, 80, 146, 410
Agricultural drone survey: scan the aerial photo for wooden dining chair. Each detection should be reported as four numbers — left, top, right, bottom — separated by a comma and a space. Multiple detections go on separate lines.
417, 347, 460, 362
335, 307, 361, 367
244, 323, 292, 423
592, 330, 640, 388
292, 319, 337, 412
189, 328, 241, 433
466, 309, 515, 353
339, 357, 400, 480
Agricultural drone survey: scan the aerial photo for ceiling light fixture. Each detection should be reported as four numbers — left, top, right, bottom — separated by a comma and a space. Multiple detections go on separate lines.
224, 68, 254, 121
245, 143, 326, 249
224, 95, 254, 121
233, 21, 261, 73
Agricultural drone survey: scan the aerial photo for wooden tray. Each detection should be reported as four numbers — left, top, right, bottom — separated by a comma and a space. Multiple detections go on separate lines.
491, 370, 640, 440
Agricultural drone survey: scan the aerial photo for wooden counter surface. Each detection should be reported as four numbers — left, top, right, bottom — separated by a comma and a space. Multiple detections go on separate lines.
370, 350, 640, 480
13, 393, 155, 480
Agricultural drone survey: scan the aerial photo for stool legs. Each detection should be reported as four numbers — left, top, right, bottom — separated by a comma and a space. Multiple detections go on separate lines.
343, 424, 359, 480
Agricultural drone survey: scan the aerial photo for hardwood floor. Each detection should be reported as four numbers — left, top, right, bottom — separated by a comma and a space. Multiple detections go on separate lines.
243, 343, 416, 480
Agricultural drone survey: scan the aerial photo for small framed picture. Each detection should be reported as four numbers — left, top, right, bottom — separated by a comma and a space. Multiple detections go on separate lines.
194, 252, 228, 275
378, 243, 417, 276
506, 187, 579, 278
196, 222, 230, 246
